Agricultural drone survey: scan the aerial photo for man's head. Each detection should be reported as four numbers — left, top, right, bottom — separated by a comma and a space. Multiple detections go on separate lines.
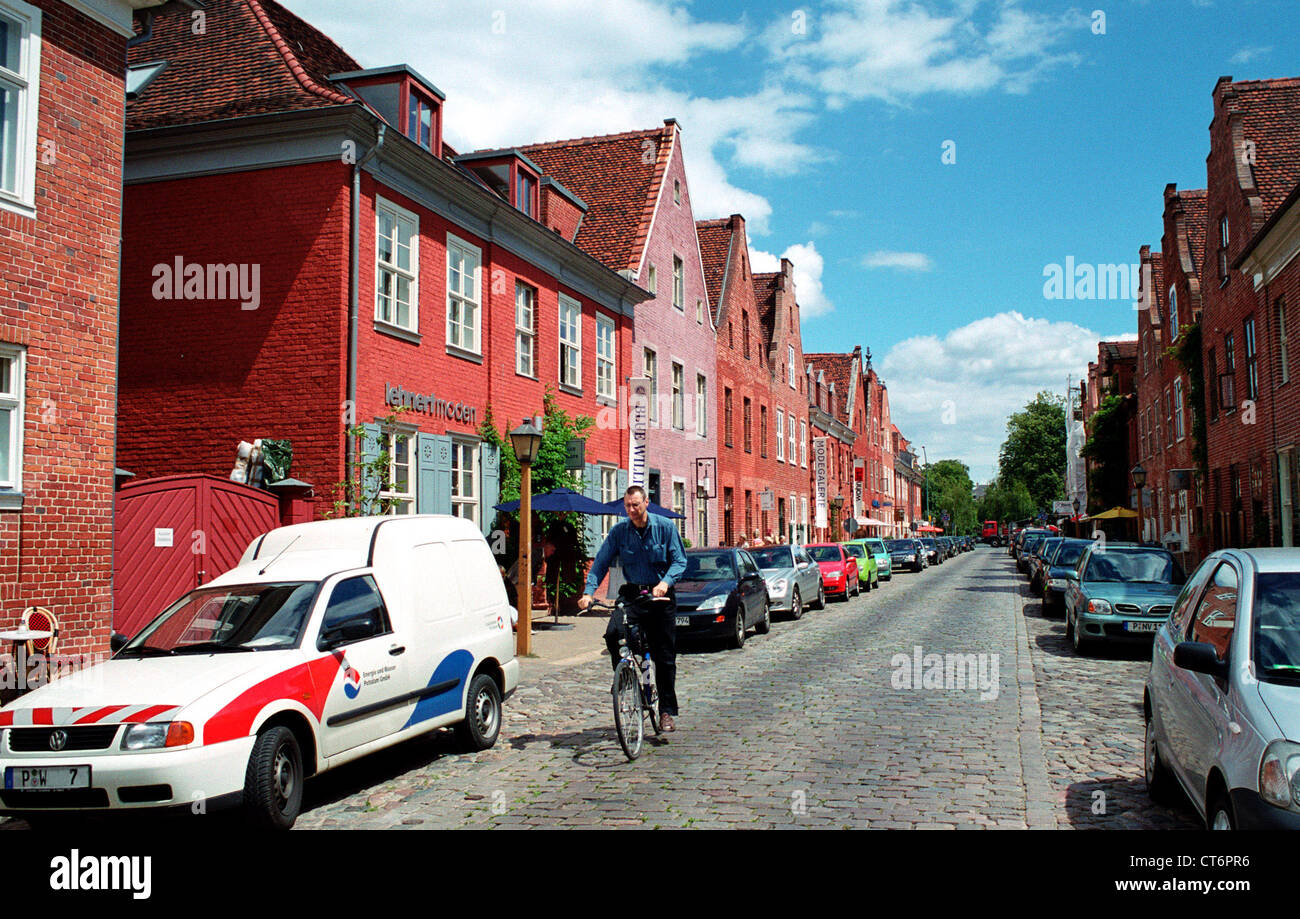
624, 485, 649, 527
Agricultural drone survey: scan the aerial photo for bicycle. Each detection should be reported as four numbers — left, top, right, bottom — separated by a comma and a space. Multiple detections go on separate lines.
588, 589, 670, 760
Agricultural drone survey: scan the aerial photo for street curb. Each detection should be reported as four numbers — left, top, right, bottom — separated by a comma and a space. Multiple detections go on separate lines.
1011, 568, 1058, 829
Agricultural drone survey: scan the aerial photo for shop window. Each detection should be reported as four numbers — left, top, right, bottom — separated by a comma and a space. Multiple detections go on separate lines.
450, 439, 480, 524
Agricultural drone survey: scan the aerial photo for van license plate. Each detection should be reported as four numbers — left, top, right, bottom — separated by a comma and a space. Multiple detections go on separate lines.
5, 766, 91, 790
675, 616, 690, 627
1124, 621, 1160, 633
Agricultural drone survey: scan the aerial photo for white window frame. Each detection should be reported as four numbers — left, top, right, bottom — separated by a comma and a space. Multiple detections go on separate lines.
600, 465, 618, 539
672, 478, 687, 538
1280, 299, 1290, 385
450, 438, 481, 523
0, 344, 24, 491
672, 254, 684, 312
446, 233, 482, 354
646, 264, 657, 294
644, 348, 658, 423
800, 419, 807, 468
671, 360, 684, 430
0, 0, 40, 217
515, 281, 536, 377
1169, 285, 1179, 340
558, 293, 582, 390
696, 299, 703, 324
1174, 377, 1185, 441
788, 415, 796, 464
596, 313, 616, 400
673, 178, 681, 205
776, 410, 784, 461
375, 197, 419, 333
379, 428, 415, 515
696, 373, 706, 436
788, 345, 796, 388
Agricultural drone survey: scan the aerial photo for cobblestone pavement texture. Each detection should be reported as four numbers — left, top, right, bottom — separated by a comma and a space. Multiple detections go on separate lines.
291, 548, 1198, 829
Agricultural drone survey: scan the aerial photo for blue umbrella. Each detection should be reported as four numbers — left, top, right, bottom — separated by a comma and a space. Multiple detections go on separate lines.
493, 486, 611, 515
599, 497, 685, 519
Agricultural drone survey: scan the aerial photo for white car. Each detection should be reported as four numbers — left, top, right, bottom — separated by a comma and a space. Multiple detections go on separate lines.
0, 515, 519, 829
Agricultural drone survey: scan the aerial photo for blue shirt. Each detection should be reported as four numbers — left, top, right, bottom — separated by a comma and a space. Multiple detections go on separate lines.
584, 514, 687, 595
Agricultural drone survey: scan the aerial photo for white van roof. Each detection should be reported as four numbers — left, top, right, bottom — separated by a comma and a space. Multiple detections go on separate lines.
236, 514, 486, 572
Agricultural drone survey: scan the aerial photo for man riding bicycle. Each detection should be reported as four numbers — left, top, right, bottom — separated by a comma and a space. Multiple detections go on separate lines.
578, 485, 687, 732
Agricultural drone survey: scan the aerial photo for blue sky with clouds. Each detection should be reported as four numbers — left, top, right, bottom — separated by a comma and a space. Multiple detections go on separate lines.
283, 0, 1300, 481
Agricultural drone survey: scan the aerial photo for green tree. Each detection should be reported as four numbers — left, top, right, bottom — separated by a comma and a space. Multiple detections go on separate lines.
925, 459, 977, 534
997, 392, 1067, 514
976, 476, 1035, 524
1079, 392, 1130, 513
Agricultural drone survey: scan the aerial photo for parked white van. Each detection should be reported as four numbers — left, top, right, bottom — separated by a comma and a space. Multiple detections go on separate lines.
0, 515, 519, 829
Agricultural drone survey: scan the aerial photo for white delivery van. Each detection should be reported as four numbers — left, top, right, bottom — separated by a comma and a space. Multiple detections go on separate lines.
0, 515, 519, 829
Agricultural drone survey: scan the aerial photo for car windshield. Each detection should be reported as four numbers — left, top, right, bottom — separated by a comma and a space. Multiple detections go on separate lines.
121, 582, 319, 655
1254, 573, 1300, 681
683, 552, 737, 581
866, 540, 886, 554
1037, 539, 1061, 558
750, 547, 794, 569
1053, 542, 1088, 566
808, 546, 841, 562
886, 540, 914, 552
1083, 549, 1185, 584
843, 543, 866, 558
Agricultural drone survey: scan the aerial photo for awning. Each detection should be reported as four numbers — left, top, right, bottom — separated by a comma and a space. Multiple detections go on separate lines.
858, 516, 891, 526
917, 524, 943, 533
1091, 506, 1138, 520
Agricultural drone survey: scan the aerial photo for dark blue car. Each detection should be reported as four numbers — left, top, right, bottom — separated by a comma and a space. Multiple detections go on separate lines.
673, 548, 771, 649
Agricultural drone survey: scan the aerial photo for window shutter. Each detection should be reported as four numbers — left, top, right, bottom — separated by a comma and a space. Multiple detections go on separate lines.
361, 423, 382, 515
417, 433, 452, 515
617, 468, 628, 497
582, 462, 602, 555
481, 442, 500, 537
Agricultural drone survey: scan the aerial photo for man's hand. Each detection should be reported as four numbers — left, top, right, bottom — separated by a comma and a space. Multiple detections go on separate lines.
578, 594, 593, 611
652, 581, 669, 598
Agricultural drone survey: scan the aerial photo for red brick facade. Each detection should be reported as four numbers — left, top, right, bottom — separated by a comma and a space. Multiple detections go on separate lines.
0, 0, 134, 656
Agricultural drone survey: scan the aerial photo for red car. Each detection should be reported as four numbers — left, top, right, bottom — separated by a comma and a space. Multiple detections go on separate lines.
806, 543, 859, 601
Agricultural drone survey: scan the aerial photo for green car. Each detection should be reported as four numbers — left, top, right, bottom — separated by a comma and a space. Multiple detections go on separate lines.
848, 536, 892, 582
1063, 542, 1187, 655
840, 540, 880, 590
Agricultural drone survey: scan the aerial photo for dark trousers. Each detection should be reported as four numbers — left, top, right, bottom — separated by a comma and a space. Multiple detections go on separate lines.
604, 587, 678, 716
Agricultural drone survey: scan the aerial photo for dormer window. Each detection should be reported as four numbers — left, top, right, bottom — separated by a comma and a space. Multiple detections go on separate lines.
331, 65, 445, 157
454, 150, 542, 220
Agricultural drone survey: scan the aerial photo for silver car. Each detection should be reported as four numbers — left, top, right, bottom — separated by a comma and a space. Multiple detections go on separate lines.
1145, 548, 1300, 828
749, 544, 824, 620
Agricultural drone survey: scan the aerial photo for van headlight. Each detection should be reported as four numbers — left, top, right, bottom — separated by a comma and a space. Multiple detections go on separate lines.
121, 721, 195, 750
1259, 741, 1300, 808
697, 594, 727, 612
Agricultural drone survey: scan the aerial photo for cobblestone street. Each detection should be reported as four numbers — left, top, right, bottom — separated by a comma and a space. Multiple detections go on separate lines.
291, 548, 1198, 829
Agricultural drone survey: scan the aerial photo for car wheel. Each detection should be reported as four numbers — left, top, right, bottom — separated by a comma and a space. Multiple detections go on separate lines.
756, 597, 771, 634
1071, 613, 1089, 655
1208, 791, 1236, 830
729, 607, 746, 649
1064, 607, 1075, 640
813, 583, 825, 610
243, 725, 303, 830
455, 672, 502, 751
790, 587, 804, 620
1144, 708, 1177, 806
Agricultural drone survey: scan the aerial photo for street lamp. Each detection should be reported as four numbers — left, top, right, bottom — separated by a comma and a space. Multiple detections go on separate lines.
509, 418, 544, 656
1131, 463, 1147, 546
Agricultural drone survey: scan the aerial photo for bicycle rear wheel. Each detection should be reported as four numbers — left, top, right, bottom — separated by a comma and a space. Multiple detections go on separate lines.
612, 660, 643, 760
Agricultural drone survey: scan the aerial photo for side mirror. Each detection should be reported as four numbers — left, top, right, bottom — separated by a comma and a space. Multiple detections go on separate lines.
109, 631, 130, 654
319, 615, 375, 650
1173, 642, 1229, 681
1063, 570, 1078, 581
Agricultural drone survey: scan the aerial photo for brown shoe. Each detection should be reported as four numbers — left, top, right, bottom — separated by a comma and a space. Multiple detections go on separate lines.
661, 714, 676, 732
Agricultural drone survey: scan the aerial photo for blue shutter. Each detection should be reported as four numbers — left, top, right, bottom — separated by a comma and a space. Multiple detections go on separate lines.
417, 433, 452, 515
582, 463, 602, 556
361, 423, 382, 515
481, 442, 500, 537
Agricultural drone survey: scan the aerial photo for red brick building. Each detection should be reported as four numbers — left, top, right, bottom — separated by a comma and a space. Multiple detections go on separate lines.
1201, 75, 1300, 549
1081, 340, 1138, 515
805, 356, 854, 542
805, 350, 867, 540
0, 0, 180, 656
119, 0, 648, 553
862, 358, 898, 534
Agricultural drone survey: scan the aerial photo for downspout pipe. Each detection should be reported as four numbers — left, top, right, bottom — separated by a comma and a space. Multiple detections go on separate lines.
347, 123, 386, 471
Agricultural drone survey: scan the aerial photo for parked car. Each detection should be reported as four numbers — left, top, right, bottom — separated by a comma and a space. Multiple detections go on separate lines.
749, 544, 824, 620
887, 538, 926, 573
1144, 548, 1300, 828
1028, 537, 1063, 594
920, 538, 942, 565
1041, 538, 1092, 614
0, 515, 519, 829
841, 541, 879, 590
806, 543, 860, 600
1064, 543, 1186, 654
1017, 534, 1047, 575
673, 548, 771, 649
859, 537, 893, 581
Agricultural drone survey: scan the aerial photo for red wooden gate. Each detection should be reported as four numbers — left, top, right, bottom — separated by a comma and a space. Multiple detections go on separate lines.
114, 475, 281, 637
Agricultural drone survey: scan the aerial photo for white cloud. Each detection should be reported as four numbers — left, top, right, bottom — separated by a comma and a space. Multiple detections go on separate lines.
281, 0, 819, 235
766, 0, 1088, 106
863, 250, 934, 271
878, 311, 1129, 482
750, 241, 834, 318
1230, 46, 1272, 65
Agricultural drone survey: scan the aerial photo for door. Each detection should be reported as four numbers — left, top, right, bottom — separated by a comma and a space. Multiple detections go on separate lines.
1167, 560, 1239, 809
316, 574, 411, 758
737, 551, 764, 624
794, 547, 818, 598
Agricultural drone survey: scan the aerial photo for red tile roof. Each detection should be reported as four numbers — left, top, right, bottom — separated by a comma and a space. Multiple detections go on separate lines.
518, 126, 674, 273
1180, 189, 1208, 275
1220, 77, 1300, 216
695, 218, 732, 309
127, 0, 358, 131
805, 352, 854, 424
752, 271, 780, 346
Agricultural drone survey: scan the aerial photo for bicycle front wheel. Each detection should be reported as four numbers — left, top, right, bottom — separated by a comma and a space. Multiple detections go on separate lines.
612, 661, 644, 760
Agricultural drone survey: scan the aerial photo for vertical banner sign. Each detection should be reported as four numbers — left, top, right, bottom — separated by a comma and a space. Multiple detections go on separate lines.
814, 437, 829, 528
627, 378, 650, 488
853, 460, 865, 518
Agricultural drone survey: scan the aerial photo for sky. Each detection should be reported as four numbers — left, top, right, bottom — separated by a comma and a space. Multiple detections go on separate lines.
281, 0, 1300, 482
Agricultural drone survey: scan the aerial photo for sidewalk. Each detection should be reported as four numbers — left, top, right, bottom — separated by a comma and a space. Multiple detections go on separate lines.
515, 609, 611, 674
